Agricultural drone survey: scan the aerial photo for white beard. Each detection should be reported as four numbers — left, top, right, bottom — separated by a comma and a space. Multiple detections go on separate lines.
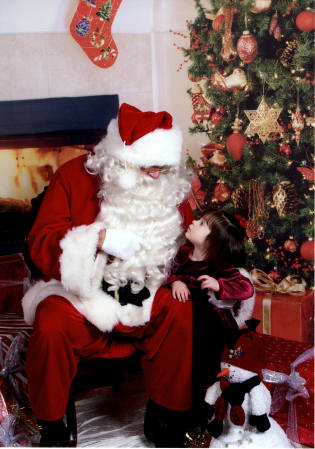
86, 155, 191, 293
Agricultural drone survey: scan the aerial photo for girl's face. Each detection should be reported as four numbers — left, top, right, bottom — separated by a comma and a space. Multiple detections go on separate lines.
185, 218, 211, 247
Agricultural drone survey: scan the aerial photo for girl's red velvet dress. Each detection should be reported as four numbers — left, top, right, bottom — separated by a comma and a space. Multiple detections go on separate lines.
163, 244, 254, 408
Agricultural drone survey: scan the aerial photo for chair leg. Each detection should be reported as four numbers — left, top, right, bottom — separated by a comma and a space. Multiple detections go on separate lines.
65, 395, 77, 447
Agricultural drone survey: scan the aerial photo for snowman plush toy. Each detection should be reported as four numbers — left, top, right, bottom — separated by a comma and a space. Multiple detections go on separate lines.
204, 320, 293, 448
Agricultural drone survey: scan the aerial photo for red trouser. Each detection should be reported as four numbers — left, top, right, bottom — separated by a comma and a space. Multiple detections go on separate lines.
26, 287, 193, 421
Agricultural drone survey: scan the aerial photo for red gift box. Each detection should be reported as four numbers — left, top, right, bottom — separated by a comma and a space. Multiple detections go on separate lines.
252, 290, 314, 344
262, 334, 314, 447
0, 254, 31, 315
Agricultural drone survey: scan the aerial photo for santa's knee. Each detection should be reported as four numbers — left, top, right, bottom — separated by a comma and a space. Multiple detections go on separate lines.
32, 296, 74, 344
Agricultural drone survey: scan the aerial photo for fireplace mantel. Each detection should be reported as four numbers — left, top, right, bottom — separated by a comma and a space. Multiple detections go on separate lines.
0, 95, 119, 148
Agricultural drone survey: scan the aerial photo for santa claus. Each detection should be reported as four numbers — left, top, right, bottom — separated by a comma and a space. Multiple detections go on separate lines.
22, 103, 194, 447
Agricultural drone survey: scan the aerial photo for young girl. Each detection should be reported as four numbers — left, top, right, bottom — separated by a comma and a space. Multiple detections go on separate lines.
164, 209, 255, 421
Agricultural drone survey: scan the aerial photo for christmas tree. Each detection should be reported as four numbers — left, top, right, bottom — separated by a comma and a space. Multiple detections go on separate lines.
179, 0, 314, 287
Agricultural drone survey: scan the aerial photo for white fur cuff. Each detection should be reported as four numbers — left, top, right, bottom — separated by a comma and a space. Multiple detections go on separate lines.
60, 222, 106, 297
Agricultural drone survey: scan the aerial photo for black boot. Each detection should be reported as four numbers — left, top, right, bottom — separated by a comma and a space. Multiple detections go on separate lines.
144, 399, 189, 448
38, 418, 70, 447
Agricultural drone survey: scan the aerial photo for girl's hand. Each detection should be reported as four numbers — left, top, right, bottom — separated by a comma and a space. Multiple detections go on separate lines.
171, 280, 191, 302
198, 275, 220, 292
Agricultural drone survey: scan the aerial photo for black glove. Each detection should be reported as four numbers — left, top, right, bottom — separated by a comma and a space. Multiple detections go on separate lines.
207, 419, 223, 438
249, 413, 271, 432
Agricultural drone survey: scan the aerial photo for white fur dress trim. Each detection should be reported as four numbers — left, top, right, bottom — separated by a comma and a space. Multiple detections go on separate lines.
207, 268, 255, 329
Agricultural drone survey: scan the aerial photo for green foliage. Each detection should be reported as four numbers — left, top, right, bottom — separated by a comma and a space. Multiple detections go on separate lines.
185, 0, 314, 286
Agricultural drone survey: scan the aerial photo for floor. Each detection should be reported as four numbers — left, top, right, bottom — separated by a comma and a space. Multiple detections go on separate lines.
74, 372, 153, 448
28, 371, 309, 448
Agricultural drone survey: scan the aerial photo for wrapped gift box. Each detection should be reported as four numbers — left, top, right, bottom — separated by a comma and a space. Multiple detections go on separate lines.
262, 334, 314, 447
0, 253, 31, 315
252, 290, 314, 344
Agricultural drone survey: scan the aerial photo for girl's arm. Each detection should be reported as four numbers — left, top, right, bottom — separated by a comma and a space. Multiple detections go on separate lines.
216, 269, 254, 301
198, 268, 254, 301
171, 280, 191, 302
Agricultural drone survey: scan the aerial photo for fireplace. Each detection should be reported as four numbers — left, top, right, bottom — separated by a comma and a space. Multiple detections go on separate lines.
0, 95, 119, 256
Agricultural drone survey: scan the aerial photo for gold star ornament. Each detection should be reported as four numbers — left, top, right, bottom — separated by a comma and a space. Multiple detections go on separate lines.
244, 98, 282, 143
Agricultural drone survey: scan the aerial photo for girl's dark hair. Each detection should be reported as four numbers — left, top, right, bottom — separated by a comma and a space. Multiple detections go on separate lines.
202, 210, 247, 273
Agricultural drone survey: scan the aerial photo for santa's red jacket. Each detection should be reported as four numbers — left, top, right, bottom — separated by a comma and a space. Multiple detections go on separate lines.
22, 154, 194, 332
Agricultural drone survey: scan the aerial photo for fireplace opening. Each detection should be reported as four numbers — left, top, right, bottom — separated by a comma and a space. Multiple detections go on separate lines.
0, 95, 118, 256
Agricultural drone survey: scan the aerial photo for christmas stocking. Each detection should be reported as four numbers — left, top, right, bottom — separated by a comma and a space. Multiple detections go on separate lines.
70, 0, 123, 68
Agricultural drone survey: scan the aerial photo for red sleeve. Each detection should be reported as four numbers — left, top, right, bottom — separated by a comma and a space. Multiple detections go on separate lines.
28, 155, 100, 280
217, 269, 254, 301
178, 198, 194, 229
27, 169, 73, 280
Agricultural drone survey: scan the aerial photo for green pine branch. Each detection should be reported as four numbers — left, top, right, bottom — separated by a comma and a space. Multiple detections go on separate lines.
183, 0, 314, 285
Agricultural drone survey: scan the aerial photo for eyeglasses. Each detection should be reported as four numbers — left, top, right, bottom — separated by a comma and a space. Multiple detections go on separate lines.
140, 165, 172, 174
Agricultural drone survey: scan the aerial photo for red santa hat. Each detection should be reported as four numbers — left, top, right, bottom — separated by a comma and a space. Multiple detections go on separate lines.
102, 103, 183, 168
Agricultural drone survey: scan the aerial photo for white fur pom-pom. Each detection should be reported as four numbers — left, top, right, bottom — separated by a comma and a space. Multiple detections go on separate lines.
118, 171, 137, 189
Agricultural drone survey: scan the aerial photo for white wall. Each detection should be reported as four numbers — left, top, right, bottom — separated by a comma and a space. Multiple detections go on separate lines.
0, 0, 154, 34
0, 0, 204, 159
153, 1, 209, 158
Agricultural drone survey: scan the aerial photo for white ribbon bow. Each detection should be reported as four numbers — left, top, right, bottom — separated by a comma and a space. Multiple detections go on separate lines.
262, 347, 314, 445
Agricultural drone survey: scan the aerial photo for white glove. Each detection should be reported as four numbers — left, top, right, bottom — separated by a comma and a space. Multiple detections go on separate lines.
101, 229, 150, 260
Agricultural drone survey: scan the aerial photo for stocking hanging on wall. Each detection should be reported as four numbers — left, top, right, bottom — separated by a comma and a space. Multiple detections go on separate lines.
70, 0, 123, 68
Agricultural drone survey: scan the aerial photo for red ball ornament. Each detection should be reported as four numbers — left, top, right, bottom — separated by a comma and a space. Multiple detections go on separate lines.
296, 10, 315, 32
279, 143, 292, 156
214, 181, 231, 202
284, 237, 298, 253
300, 239, 314, 261
268, 268, 281, 283
236, 30, 258, 64
226, 117, 246, 161
226, 132, 246, 161
211, 112, 223, 125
